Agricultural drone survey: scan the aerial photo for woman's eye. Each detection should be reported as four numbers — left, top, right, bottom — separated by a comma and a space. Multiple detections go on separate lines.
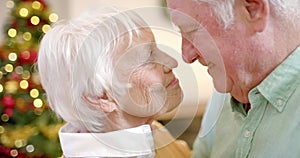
137, 52, 150, 64
146, 51, 154, 61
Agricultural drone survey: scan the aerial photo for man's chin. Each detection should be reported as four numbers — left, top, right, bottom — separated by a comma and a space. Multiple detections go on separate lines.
213, 82, 230, 94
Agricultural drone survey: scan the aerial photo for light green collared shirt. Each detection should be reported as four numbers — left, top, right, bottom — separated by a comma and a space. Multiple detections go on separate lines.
193, 46, 300, 158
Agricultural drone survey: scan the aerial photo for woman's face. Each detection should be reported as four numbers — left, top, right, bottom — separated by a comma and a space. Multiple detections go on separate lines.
113, 28, 183, 118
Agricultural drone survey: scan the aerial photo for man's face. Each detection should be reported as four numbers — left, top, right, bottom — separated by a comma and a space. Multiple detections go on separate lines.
167, 0, 253, 98
112, 28, 183, 118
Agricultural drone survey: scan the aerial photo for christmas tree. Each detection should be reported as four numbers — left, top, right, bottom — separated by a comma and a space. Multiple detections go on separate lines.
0, 0, 64, 157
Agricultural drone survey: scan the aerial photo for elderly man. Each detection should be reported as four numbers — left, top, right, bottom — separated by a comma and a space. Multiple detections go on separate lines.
167, 0, 300, 158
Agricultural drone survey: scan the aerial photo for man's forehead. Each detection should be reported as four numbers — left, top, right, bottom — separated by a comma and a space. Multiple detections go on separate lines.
169, 3, 210, 24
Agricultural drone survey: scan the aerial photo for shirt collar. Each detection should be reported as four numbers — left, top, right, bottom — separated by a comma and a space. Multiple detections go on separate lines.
59, 123, 154, 157
254, 46, 300, 112
230, 97, 247, 116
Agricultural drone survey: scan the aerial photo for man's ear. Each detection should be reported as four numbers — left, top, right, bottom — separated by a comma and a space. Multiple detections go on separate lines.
243, 0, 269, 32
82, 93, 117, 113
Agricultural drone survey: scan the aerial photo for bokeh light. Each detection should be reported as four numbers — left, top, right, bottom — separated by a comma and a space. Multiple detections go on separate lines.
49, 13, 58, 23
32, 1, 41, 10
42, 24, 51, 33
5, 64, 14, 73
33, 99, 43, 108
19, 8, 29, 17
20, 80, 29, 89
8, 52, 17, 62
8, 28, 17, 38
31, 16, 40, 25
30, 89, 39, 98
6, 0, 15, 9
23, 32, 32, 41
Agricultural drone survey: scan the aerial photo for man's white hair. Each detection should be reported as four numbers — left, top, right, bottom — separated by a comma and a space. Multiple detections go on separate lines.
196, 0, 300, 28
38, 7, 148, 132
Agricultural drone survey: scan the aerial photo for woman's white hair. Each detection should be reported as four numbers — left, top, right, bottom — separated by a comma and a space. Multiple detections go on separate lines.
196, 0, 300, 29
38, 7, 148, 132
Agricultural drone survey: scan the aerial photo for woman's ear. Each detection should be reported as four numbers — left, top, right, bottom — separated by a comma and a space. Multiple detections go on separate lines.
82, 93, 117, 113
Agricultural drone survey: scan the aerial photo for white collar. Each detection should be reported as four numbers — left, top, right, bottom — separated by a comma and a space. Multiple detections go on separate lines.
59, 123, 154, 157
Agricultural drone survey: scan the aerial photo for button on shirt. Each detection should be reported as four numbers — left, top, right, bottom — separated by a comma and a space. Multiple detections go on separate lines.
59, 123, 155, 158
193, 46, 300, 158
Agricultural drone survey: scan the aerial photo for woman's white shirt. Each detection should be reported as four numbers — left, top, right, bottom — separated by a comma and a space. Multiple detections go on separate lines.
59, 123, 155, 158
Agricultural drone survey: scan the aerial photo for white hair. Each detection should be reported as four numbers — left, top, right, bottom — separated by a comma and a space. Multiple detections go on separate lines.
196, 0, 300, 28
37, 7, 148, 132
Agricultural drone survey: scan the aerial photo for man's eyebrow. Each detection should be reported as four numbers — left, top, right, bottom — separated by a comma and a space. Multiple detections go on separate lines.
172, 22, 203, 33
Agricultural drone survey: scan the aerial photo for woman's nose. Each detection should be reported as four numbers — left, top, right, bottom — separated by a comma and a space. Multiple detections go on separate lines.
182, 37, 199, 63
154, 49, 178, 73
162, 55, 178, 73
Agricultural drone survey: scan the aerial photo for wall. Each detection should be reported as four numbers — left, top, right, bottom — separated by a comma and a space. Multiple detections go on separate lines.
0, 1, 10, 42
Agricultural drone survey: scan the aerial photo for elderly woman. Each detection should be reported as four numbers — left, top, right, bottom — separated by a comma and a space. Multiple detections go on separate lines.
37, 7, 188, 158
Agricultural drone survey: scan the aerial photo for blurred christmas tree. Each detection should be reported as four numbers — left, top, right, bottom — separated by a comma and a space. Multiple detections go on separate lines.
0, 0, 64, 157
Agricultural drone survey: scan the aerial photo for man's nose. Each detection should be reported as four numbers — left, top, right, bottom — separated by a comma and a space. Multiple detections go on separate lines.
182, 37, 199, 63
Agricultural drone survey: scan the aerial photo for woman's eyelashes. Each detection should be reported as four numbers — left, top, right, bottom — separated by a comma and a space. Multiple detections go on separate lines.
138, 49, 153, 64
145, 50, 154, 62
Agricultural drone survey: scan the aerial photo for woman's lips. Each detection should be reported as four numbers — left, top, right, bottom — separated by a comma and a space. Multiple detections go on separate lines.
167, 78, 179, 88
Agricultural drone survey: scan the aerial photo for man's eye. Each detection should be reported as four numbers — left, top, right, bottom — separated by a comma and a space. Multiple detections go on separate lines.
181, 24, 201, 34
187, 27, 199, 34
